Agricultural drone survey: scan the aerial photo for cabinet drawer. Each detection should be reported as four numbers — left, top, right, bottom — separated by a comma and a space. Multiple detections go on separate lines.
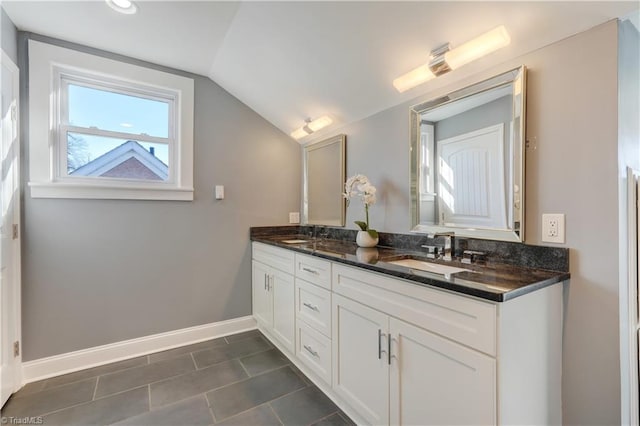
296, 279, 331, 337
295, 254, 331, 290
253, 242, 295, 275
333, 264, 497, 356
296, 320, 332, 384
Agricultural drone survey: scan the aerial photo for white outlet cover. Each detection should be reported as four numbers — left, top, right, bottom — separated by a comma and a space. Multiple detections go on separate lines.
289, 212, 300, 224
542, 213, 565, 243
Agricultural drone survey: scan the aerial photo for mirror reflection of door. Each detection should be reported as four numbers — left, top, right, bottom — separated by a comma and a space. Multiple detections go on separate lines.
436, 124, 507, 229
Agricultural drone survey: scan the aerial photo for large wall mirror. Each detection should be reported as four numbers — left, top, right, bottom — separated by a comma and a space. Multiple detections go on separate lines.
303, 134, 346, 226
410, 66, 526, 242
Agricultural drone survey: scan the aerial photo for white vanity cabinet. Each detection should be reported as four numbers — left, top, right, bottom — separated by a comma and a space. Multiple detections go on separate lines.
294, 253, 333, 384
251, 243, 295, 354
252, 242, 563, 426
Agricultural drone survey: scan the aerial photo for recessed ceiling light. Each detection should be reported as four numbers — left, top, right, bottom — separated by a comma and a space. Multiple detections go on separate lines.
120, 122, 134, 128
106, 0, 137, 15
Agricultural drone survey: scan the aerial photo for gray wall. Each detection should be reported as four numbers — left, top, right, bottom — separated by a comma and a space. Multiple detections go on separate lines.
320, 20, 620, 425
19, 34, 301, 361
1, 7, 17, 62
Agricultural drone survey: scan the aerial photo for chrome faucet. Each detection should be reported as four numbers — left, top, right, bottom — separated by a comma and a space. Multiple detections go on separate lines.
427, 232, 455, 261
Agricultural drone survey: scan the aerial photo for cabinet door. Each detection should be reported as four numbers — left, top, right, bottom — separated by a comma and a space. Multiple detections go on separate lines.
389, 318, 496, 426
271, 268, 295, 353
252, 261, 272, 328
333, 294, 389, 425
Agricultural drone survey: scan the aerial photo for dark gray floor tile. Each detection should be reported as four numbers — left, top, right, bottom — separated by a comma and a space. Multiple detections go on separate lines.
42, 386, 148, 425
150, 360, 247, 408
224, 330, 262, 343
207, 366, 306, 422
193, 336, 272, 369
14, 380, 47, 397
1, 378, 96, 417
148, 338, 227, 364
270, 386, 338, 426
310, 413, 353, 426
215, 404, 281, 426
113, 395, 213, 426
96, 354, 195, 398
43, 357, 148, 390
240, 349, 289, 376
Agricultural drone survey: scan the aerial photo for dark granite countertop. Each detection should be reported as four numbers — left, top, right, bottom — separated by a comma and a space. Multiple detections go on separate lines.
251, 234, 570, 302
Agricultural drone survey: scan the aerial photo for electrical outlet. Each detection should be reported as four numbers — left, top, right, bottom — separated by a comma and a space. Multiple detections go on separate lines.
542, 214, 565, 243
289, 212, 300, 224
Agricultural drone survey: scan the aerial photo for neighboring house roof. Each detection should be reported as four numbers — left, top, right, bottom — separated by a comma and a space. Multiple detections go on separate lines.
71, 140, 168, 181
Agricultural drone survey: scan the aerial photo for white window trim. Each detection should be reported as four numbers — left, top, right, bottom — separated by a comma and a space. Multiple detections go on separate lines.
28, 40, 194, 201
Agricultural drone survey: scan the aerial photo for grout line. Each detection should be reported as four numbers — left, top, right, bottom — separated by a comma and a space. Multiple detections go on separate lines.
92, 376, 99, 401
190, 352, 198, 370
268, 403, 285, 426
238, 359, 250, 377
308, 410, 340, 426
36, 383, 147, 418
208, 407, 217, 424
31, 359, 149, 395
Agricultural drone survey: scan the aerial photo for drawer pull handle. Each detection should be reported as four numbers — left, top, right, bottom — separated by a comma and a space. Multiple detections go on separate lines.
303, 345, 319, 357
303, 302, 320, 312
378, 329, 383, 360
302, 267, 319, 275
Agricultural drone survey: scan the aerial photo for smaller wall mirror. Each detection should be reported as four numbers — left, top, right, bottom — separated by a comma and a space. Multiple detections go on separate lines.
303, 134, 346, 226
410, 66, 526, 242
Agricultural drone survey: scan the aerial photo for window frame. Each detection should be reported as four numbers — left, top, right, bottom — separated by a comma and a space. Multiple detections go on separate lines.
28, 40, 194, 201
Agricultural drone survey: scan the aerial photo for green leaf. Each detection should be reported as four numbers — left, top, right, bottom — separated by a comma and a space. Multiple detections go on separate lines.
354, 221, 368, 231
367, 229, 379, 239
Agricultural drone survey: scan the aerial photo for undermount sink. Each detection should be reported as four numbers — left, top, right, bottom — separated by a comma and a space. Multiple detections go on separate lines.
387, 258, 470, 275
281, 239, 310, 244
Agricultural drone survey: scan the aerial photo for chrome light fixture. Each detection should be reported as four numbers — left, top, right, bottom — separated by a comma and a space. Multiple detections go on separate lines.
106, 0, 138, 15
291, 116, 333, 140
393, 26, 511, 93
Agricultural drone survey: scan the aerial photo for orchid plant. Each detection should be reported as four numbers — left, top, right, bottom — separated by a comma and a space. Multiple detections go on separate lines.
343, 174, 378, 239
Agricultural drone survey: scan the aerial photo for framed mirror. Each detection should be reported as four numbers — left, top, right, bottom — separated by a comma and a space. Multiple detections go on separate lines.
303, 134, 346, 226
410, 66, 526, 242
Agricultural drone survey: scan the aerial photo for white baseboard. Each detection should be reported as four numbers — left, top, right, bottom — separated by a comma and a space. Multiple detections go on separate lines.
22, 316, 256, 385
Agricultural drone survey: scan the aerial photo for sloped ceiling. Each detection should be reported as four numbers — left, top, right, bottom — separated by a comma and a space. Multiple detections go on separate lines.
3, 1, 638, 142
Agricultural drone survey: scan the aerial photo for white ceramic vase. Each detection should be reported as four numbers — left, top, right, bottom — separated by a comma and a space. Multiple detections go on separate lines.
356, 230, 379, 248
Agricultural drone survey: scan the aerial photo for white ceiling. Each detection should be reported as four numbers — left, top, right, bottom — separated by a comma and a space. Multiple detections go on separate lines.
3, 1, 638, 142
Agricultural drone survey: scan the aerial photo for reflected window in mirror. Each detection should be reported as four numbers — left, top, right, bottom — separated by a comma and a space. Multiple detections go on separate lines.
410, 66, 526, 242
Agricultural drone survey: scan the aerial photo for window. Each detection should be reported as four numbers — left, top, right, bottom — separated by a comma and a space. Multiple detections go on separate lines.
28, 40, 194, 200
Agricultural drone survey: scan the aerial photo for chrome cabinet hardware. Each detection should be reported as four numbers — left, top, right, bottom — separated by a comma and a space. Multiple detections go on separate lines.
303, 302, 320, 312
388, 334, 392, 365
303, 345, 319, 357
264, 273, 267, 290
302, 267, 319, 275
378, 329, 383, 359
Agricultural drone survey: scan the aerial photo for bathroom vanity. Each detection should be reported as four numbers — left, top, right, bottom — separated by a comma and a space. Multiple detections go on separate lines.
250, 227, 569, 426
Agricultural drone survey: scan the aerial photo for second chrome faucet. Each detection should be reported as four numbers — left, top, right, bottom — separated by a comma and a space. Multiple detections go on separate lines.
424, 232, 455, 261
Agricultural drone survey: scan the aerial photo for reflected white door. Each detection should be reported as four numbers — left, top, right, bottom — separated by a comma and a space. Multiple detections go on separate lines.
437, 124, 507, 229
0, 50, 21, 407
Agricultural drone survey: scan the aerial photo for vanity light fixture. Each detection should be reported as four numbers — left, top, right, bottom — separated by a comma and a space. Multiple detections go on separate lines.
393, 26, 511, 93
106, 0, 138, 15
290, 115, 333, 140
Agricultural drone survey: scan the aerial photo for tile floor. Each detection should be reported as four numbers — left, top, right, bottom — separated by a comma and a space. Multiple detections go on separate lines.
1, 330, 355, 426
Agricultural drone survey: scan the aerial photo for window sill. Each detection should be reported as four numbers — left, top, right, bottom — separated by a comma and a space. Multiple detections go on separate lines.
28, 182, 194, 201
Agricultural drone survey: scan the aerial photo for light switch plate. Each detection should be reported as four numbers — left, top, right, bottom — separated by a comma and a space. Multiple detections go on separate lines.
542, 213, 565, 243
215, 185, 224, 200
289, 212, 300, 224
